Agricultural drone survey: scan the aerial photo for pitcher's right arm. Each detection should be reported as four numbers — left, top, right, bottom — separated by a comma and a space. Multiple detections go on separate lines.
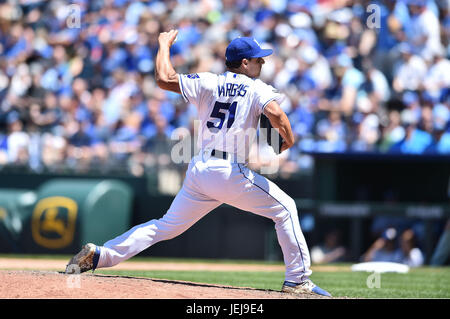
155, 30, 181, 94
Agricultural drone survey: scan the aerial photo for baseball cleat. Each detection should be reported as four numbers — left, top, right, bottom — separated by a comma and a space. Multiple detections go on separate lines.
65, 243, 100, 274
281, 279, 332, 297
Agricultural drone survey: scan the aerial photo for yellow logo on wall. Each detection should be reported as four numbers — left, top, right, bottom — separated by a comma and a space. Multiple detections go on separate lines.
0, 207, 6, 220
31, 196, 78, 249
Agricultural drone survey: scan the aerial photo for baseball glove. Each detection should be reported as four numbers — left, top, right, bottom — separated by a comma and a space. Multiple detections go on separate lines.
259, 114, 284, 154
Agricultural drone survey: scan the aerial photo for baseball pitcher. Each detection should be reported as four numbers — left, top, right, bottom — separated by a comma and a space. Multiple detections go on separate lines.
65, 30, 331, 297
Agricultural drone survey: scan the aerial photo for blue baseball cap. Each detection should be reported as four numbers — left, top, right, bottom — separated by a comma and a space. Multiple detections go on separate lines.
225, 37, 273, 62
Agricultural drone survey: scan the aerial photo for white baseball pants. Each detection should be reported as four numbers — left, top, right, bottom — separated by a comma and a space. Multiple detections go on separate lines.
97, 153, 312, 283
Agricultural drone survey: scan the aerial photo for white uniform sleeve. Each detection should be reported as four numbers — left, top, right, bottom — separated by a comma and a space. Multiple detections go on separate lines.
252, 79, 285, 116
178, 72, 216, 108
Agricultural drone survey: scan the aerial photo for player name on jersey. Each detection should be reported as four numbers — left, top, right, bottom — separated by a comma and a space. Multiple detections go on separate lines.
218, 83, 249, 97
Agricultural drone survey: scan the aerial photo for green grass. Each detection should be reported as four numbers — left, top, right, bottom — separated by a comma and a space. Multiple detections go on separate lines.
95, 264, 450, 299
309, 267, 450, 298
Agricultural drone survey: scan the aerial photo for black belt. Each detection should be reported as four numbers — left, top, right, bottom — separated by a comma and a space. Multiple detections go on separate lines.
211, 149, 229, 159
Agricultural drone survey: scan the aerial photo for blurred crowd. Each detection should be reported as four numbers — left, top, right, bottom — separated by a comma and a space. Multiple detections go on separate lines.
0, 0, 449, 176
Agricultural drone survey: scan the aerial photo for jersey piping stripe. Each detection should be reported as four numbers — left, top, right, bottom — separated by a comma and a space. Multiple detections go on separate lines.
261, 97, 276, 112
178, 74, 189, 102
237, 163, 306, 274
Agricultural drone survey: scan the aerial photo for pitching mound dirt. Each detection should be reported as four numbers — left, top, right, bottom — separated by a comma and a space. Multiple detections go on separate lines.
0, 257, 337, 299
0, 270, 329, 299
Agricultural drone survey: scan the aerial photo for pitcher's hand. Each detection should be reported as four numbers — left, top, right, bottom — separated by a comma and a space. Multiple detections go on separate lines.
158, 29, 178, 48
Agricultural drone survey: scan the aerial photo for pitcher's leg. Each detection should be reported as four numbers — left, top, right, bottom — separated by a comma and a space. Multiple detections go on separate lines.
273, 198, 312, 282
97, 186, 221, 268
228, 164, 312, 282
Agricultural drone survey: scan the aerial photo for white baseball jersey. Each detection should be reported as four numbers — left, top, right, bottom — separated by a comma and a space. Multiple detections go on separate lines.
179, 71, 284, 160
97, 71, 312, 284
